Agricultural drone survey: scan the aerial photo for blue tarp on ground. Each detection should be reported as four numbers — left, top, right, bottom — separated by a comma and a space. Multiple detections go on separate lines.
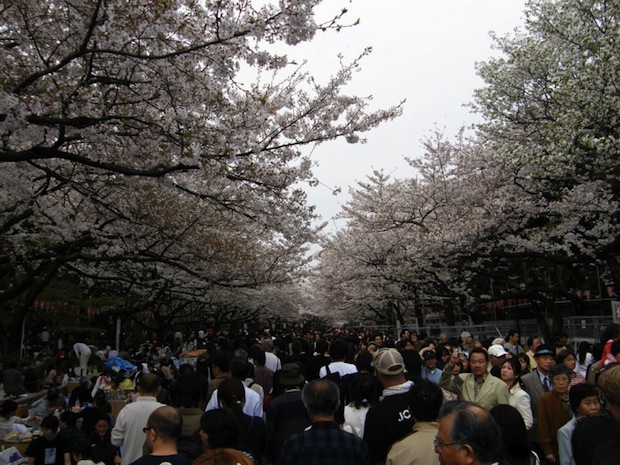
104, 356, 136, 372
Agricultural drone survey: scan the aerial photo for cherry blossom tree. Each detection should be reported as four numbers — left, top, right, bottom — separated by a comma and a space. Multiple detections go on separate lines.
316, 0, 620, 337
0, 0, 402, 348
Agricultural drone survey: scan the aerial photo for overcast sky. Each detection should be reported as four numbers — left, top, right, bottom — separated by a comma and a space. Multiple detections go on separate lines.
285, 0, 528, 231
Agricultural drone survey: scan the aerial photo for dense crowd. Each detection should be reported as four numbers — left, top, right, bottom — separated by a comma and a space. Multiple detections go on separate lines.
1, 323, 619, 465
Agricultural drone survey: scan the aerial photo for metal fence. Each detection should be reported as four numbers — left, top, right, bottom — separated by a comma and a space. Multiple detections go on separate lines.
368, 315, 614, 345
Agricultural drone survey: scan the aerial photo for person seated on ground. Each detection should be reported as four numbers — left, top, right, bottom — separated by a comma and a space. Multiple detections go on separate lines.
105, 374, 127, 401
29, 387, 66, 425
81, 391, 113, 436
194, 409, 256, 465
58, 411, 87, 464
25, 415, 71, 465
91, 370, 113, 397
69, 377, 94, 409
43, 361, 63, 388
87, 414, 120, 465
0, 399, 35, 439
73, 441, 105, 465
490, 404, 538, 465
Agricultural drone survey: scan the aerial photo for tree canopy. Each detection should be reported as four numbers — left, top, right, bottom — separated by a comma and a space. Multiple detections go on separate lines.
315, 0, 620, 337
0, 0, 402, 349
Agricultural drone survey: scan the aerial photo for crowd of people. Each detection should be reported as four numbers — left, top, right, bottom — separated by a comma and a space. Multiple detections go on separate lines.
1, 323, 620, 465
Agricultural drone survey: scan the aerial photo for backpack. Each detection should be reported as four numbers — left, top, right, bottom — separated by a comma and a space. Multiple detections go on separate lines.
324, 365, 347, 424
176, 428, 202, 461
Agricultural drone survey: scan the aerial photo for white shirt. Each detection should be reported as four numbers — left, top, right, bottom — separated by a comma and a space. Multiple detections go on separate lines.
111, 396, 165, 465
264, 352, 281, 373
205, 384, 263, 418
319, 361, 358, 379
508, 384, 534, 429
344, 403, 370, 438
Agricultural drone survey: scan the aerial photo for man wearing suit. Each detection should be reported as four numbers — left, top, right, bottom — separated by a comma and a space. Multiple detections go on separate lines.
440, 347, 510, 411
520, 345, 556, 456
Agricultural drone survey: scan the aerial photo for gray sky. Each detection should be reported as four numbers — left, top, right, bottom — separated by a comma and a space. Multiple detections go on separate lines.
288, 1, 528, 231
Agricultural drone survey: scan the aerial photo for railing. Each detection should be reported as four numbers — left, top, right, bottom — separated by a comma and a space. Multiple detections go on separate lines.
366, 315, 614, 345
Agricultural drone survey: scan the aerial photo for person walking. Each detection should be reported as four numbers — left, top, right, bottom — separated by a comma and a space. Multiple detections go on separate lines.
111, 374, 165, 465
279, 379, 369, 465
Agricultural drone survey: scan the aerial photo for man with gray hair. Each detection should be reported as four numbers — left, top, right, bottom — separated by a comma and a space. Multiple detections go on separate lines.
261, 338, 282, 373
434, 400, 501, 465
279, 379, 369, 465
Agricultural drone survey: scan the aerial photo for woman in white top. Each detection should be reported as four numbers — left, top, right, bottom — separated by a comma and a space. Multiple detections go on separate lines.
576, 341, 594, 379
343, 372, 380, 438
500, 357, 534, 430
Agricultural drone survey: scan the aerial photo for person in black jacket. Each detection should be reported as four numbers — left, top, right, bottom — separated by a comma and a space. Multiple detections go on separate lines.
88, 414, 120, 465
363, 348, 414, 464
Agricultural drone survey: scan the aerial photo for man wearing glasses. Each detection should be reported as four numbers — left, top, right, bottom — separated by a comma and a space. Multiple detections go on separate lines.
434, 400, 501, 465
130, 407, 190, 465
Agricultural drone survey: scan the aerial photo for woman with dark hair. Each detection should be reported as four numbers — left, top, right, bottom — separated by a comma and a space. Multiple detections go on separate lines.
217, 378, 265, 465
401, 349, 422, 381
516, 353, 530, 376
194, 409, 255, 465
87, 414, 120, 465
490, 404, 539, 465
343, 372, 380, 438
459, 352, 470, 373
500, 358, 533, 430
556, 349, 586, 387
353, 350, 374, 374
436, 345, 451, 370
576, 341, 594, 379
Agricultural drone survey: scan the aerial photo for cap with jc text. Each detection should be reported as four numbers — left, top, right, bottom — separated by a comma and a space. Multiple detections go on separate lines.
422, 350, 437, 361
372, 348, 405, 375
